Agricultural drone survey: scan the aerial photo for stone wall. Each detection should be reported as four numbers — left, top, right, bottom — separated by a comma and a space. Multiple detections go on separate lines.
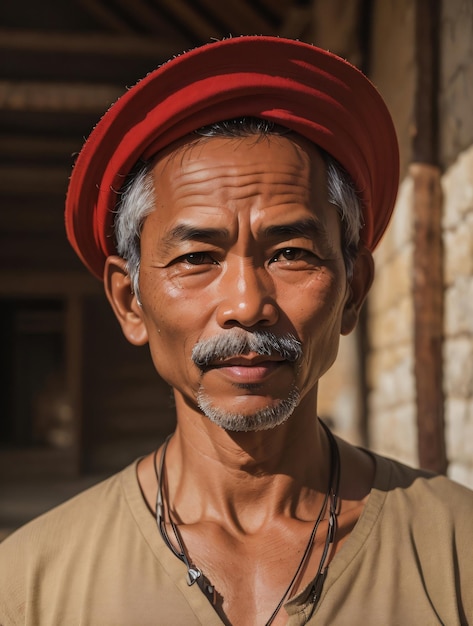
367, 179, 417, 466
442, 147, 473, 487
438, 0, 473, 487
440, 0, 473, 169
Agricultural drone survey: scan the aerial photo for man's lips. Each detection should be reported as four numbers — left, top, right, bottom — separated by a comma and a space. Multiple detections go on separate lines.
210, 354, 285, 368
201, 354, 287, 383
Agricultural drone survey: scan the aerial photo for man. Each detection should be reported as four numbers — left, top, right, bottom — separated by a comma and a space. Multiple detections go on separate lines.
0, 36, 472, 626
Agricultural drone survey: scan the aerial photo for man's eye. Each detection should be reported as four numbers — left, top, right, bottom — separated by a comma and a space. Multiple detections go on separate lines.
181, 252, 217, 265
271, 248, 307, 262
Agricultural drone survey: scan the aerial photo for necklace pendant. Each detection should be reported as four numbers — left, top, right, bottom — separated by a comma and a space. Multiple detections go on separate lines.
187, 567, 202, 586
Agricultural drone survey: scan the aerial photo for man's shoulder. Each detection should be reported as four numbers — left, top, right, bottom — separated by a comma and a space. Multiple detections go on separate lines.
0, 464, 130, 558
372, 451, 473, 523
0, 460, 202, 626
0, 466, 138, 625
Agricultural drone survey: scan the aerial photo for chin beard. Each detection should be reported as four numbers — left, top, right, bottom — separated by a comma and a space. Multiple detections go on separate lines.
196, 385, 301, 432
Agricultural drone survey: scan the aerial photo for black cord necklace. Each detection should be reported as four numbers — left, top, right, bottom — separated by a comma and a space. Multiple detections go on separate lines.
154, 420, 340, 625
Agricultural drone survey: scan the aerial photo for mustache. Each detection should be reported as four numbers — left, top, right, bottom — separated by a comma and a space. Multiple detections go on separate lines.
191, 329, 302, 368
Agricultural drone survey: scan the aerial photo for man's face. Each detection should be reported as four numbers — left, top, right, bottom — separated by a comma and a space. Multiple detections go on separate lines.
133, 134, 355, 430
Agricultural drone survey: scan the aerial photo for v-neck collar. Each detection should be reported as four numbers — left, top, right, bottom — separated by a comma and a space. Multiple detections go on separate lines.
121, 449, 391, 624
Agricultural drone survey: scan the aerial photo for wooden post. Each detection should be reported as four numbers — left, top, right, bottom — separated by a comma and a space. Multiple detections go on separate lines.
412, 0, 447, 474
65, 295, 84, 475
411, 164, 447, 473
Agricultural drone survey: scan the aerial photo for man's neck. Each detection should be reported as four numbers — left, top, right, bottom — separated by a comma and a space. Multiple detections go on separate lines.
136, 398, 375, 626
141, 393, 333, 529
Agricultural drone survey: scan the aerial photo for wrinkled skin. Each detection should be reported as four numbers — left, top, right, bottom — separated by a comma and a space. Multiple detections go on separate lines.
106, 134, 369, 426
104, 134, 375, 626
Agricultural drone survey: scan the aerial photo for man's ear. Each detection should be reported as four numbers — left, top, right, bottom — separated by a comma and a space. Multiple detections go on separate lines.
103, 256, 149, 346
341, 246, 374, 336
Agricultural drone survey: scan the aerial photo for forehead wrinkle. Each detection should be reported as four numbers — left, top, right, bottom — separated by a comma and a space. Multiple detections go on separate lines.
156, 132, 316, 190
177, 163, 309, 184
171, 173, 312, 209
170, 155, 310, 186
157, 142, 314, 210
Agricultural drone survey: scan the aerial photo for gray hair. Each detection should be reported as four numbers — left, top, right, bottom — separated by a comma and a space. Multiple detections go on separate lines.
114, 118, 363, 298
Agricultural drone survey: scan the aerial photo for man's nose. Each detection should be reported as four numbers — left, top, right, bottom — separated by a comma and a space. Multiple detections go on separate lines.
215, 259, 279, 329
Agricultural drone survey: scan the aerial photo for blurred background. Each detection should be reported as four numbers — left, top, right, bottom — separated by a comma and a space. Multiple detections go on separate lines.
1, 0, 473, 539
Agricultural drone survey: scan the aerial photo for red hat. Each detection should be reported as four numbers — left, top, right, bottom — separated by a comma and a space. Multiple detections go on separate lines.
65, 35, 399, 280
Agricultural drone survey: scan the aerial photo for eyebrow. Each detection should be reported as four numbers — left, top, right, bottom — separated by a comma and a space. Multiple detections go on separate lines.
161, 224, 230, 249
262, 218, 329, 242
160, 218, 335, 252
262, 217, 337, 256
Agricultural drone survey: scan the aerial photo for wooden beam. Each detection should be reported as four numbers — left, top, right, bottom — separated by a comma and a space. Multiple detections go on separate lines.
113, 0, 189, 43
412, 164, 446, 473
78, 0, 136, 34
197, 0, 271, 33
0, 28, 178, 58
0, 81, 122, 113
0, 135, 80, 159
277, 5, 312, 39
253, 0, 289, 22
0, 271, 102, 297
311, 0, 363, 66
154, 0, 220, 42
412, 0, 446, 474
0, 166, 69, 194
65, 295, 85, 473
413, 0, 439, 164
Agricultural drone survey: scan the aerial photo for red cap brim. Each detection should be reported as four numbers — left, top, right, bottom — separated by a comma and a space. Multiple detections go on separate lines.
65, 35, 399, 280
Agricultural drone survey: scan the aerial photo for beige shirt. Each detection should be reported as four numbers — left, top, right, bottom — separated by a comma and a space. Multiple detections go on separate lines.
0, 451, 472, 625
